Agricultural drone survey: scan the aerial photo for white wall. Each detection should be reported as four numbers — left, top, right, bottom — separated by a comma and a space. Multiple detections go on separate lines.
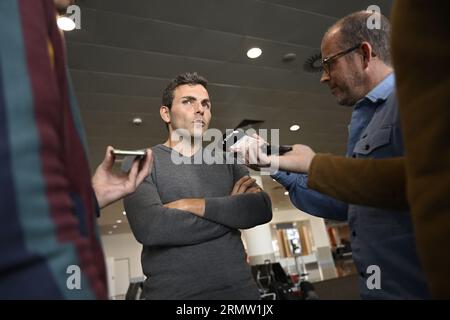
101, 232, 144, 279
271, 208, 331, 249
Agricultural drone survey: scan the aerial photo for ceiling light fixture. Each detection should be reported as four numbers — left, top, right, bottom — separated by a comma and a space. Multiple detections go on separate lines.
133, 117, 143, 126
290, 124, 300, 132
116, 219, 122, 224
247, 48, 262, 59
108, 231, 112, 235
122, 211, 126, 215
284, 191, 289, 196
282, 53, 297, 62
57, 16, 76, 31
112, 225, 117, 229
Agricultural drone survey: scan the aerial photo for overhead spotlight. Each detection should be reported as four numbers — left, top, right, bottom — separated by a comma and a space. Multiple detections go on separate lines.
112, 225, 118, 229
116, 219, 122, 224
290, 124, 300, 132
284, 191, 289, 196
247, 48, 262, 59
133, 117, 143, 126
57, 16, 76, 31
122, 211, 126, 216
108, 231, 112, 235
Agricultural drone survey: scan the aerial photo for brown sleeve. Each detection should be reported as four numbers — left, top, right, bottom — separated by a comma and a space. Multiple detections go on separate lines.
392, 0, 450, 298
307, 154, 408, 211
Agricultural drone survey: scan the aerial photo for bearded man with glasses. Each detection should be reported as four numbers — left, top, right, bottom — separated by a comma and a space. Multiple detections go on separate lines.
269, 11, 431, 299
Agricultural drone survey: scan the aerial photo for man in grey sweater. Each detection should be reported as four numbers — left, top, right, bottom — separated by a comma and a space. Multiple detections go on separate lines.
124, 72, 273, 300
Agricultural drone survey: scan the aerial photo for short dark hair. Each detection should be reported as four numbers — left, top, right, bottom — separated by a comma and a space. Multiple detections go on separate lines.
162, 72, 208, 109
328, 11, 391, 65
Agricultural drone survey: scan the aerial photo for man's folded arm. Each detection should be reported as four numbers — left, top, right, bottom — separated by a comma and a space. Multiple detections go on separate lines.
124, 179, 231, 247
203, 191, 273, 229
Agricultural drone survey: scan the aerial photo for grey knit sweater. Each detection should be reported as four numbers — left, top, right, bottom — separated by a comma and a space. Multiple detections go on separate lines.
124, 144, 272, 300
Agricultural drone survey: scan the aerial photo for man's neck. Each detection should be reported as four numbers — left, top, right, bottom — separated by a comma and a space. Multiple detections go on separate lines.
365, 64, 393, 95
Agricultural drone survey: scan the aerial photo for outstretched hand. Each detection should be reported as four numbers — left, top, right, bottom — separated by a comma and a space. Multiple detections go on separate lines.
92, 146, 153, 209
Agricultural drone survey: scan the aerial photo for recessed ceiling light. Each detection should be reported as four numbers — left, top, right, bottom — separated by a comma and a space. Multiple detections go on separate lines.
247, 48, 262, 59
108, 231, 112, 235
112, 225, 117, 229
133, 117, 143, 126
284, 191, 289, 196
122, 211, 126, 216
290, 124, 300, 132
272, 179, 276, 181
57, 16, 76, 31
116, 219, 122, 224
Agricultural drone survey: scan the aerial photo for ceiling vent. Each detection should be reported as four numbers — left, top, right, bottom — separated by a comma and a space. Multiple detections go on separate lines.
303, 52, 323, 73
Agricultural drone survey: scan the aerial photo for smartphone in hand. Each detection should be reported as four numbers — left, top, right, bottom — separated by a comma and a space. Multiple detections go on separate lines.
222, 129, 292, 155
112, 148, 147, 173
112, 148, 147, 157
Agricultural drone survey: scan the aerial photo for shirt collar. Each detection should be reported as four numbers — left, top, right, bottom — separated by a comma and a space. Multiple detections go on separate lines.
365, 72, 395, 103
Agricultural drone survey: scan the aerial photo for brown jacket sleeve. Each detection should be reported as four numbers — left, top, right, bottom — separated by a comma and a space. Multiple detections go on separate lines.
307, 154, 408, 211
392, 0, 450, 298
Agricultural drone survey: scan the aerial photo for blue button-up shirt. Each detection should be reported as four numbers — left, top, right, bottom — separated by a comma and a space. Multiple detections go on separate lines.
272, 74, 430, 299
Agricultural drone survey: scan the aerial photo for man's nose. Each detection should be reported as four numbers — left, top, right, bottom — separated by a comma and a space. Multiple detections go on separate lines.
194, 102, 204, 114
320, 70, 330, 83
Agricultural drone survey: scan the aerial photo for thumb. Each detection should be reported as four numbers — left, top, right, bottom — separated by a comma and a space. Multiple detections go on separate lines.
100, 146, 115, 170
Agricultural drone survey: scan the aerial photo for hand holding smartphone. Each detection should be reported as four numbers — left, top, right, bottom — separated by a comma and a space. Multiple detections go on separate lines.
222, 129, 292, 156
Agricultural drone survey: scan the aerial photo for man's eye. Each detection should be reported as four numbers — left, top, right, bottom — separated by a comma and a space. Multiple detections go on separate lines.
182, 100, 192, 104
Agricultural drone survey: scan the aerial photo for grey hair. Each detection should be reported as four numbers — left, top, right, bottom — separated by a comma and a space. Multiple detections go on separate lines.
327, 11, 391, 65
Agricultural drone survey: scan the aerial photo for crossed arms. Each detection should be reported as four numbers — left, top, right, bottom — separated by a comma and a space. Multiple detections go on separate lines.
124, 169, 272, 247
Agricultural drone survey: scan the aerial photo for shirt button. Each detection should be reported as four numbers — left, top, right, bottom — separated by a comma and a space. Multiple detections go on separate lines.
364, 144, 370, 150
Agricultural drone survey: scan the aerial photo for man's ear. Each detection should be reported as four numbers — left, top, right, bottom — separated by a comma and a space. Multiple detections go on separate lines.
360, 42, 373, 69
160, 106, 171, 124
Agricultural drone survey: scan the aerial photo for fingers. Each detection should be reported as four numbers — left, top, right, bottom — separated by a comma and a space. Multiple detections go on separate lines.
252, 133, 268, 149
101, 146, 115, 170
231, 176, 249, 194
126, 156, 140, 189
135, 149, 153, 186
248, 141, 259, 165
126, 149, 153, 190
231, 176, 253, 195
246, 186, 262, 193
230, 134, 271, 168
232, 176, 257, 195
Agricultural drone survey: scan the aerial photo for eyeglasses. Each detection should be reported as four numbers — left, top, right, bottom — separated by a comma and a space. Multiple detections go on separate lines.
321, 43, 362, 76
